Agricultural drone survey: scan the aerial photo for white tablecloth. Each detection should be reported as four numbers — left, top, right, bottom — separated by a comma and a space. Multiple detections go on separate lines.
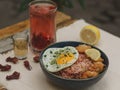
0, 20, 120, 90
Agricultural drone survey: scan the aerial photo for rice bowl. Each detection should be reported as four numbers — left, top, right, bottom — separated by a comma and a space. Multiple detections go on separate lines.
39, 41, 109, 89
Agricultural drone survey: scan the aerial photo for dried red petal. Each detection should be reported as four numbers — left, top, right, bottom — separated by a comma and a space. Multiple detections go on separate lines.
0, 64, 2, 68
0, 64, 11, 71
6, 57, 18, 64
31, 33, 54, 50
24, 60, 32, 71
33, 55, 39, 63
6, 71, 20, 80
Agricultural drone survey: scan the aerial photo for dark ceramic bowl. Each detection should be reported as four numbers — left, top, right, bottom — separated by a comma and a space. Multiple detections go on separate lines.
39, 41, 109, 90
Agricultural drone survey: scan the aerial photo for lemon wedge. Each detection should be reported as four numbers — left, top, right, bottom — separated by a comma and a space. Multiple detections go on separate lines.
85, 48, 101, 61
80, 25, 100, 45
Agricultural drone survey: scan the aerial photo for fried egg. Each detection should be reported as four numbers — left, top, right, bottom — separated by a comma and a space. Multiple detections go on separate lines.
42, 46, 79, 72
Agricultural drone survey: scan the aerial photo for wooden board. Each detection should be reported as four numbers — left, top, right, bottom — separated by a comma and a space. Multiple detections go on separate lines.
0, 11, 72, 39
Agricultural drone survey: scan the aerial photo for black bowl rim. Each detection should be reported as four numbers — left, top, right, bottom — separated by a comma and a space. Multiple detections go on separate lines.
39, 41, 109, 81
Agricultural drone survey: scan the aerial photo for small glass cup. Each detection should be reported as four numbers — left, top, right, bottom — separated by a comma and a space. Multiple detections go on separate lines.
13, 33, 28, 60
29, 0, 57, 53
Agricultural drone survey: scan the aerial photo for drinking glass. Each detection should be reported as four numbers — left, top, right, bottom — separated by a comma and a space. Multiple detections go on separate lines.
29, 0, 57, 53
13, 33, 28, 60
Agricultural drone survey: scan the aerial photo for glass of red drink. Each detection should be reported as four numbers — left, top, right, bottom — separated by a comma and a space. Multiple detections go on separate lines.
29, 0, 57, 53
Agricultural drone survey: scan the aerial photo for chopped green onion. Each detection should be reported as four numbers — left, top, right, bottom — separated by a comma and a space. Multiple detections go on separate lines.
46, 64, 48, 67
73, 52, 76, 54
44, 55, 47, 57
50, 60, 56, 65
56, 66, 59, 68
53, 55, 56, 57
50, 51, 53, 54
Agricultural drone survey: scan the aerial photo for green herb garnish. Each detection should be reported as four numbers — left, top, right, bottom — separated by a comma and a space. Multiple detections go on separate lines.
55, 51, 58, 54
56, 66, 59, 68
46, 64, 48, 67
44, 55, 47, 57
50, 60, 56, 65
73, 52, 76, 54
53, 55, 56, 57
50, 51, 53, 54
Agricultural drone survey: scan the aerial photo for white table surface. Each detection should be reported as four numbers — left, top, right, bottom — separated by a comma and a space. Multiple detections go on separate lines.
0, 20, 120, 90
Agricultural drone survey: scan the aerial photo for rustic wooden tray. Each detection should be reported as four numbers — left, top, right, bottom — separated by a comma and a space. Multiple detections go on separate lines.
0, 11, 72, 40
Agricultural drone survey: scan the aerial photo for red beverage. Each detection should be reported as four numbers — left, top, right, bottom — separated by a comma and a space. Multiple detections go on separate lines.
29, 0, 57, 52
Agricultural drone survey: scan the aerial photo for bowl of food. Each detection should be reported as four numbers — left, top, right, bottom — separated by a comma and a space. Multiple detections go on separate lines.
39, 41, 109, 89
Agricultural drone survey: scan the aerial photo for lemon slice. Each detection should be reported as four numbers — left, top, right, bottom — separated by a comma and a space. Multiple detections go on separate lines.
85, 48, 101, 61
80, 25, 100, 45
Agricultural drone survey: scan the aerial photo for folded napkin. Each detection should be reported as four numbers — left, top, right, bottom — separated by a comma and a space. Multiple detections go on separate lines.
0, 30, 28, 54
0, 37, 13, 53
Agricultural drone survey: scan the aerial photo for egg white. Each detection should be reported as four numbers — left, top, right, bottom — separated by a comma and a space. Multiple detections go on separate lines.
42, 46, 79, 72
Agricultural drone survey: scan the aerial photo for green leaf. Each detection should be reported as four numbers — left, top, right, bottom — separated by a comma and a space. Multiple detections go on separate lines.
63, 0, 73, 8
78, 0, 85, 9
19, 0, 32, 12
18, 0, 85, 12
51, 0, 64, 11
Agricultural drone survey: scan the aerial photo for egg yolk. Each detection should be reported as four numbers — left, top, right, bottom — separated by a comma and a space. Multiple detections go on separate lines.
56, 53, 74, 65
